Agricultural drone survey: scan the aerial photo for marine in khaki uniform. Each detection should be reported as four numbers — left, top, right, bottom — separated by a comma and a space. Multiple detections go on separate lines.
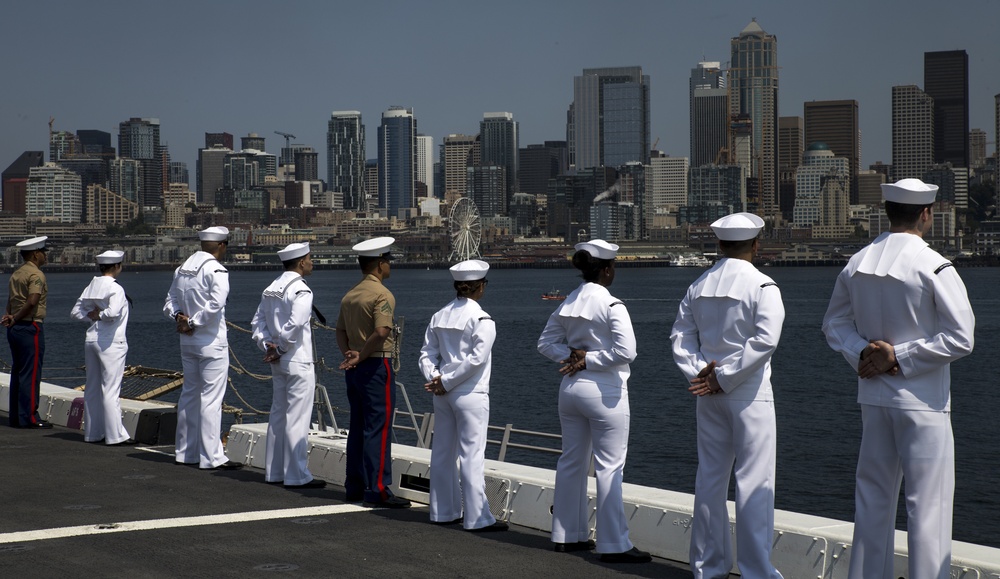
3, 236, 51, 428
336, 237, 410, 508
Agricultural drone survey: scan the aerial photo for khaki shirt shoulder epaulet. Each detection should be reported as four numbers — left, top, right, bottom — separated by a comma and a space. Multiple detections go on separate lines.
7, 261, 47, 321
336, 273, 396, 353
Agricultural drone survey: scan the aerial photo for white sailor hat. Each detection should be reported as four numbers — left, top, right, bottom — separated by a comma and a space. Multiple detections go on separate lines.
881, 178, 939, 205
199, 226, 229, 241
449, 259, 490, 281
15, 236, 48, 251
353, 236, 395, 259
95, 250, 124, 265
575, 239, 619, 260
711, 212, 764, 241
277, 242, 310, 261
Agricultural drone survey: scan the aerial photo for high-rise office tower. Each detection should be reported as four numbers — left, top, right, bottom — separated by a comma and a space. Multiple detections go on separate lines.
688, 164, 746, 215
467, 165, 506, 217
442, 134, 477, 197
118, 117, 162, 209
690, 61, 728, 168
206, 132, 234, 150
294, 148, 319, 182
2, 151, 44, 214
729, 19, 779, 217
570, 66, 650, 170
242, 133, 266, 152
857, 170, 886, 207
197, 145, 232, 205
77, 130, 115, 161
480, 112, 519, 212
519, 141, 568, 197
793, 142, 850, 236
378, 106, 416, 218
169, 161, 189, 185
416, 134, 435, 196
27, 164, 82, 223
804, 100, 860, 203
925, 50, 969, 168
110, 158, 143, 203
778, 116, 803, 222
327, 111, 366, 210
50, 131, 81, 162
996, 94, 1000, 203
892, 85, 934, 181
970, 129, 987, 169
364, 159, 378, 210
223, 152, 261, 190
646, 153, 689, 211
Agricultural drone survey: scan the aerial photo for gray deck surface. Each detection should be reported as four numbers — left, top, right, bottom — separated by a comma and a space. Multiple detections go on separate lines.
0, 417, 697, 578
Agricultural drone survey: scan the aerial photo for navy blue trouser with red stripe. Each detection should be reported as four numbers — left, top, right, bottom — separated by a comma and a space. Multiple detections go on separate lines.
7, 322, 45, 427
344, 357, 397, 502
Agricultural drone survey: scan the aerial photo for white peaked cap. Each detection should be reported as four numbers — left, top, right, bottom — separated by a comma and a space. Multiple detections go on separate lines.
449, 259, 490, 281
95, 250, 124, 265
199, 226, 230, 241
575, 239, 619, 260
277, 242, 310, 261
711, 212, 765, 241
881, 178, 939, 205
15, 236, 48, 251
353, 236, 395, 257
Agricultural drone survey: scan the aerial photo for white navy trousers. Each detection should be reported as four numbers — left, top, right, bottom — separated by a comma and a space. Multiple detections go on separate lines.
691, 396, 781, 579
176, 343, 230, 468
82, 340, 130, 445
552, 379, 632, 554
429, 390, 496, 530
265, 359, 316, 485
849, 405, 954, 579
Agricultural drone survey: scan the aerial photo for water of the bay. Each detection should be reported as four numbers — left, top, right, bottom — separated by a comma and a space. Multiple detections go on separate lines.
33, 265, 1000, 548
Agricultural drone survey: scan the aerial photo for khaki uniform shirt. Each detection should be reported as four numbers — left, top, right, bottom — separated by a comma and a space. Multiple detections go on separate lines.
7, 261, 47, 321
336, 273, 396, 355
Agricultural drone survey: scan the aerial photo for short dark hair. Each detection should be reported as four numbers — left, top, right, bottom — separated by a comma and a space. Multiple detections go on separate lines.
282, 256, 305, 271
571, 250, 613, 282
718, 238, 756, 253
885, 201, 931, 228
98, 262, 121, 273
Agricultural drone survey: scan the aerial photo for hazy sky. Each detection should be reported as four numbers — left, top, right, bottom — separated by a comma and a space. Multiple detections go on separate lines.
3, 0, 999, 182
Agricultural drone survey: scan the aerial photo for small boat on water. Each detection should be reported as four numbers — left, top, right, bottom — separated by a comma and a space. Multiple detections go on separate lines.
542, 288, 566, 300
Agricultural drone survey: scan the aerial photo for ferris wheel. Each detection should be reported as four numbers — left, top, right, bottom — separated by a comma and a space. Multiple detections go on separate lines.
448, 197, 482, 262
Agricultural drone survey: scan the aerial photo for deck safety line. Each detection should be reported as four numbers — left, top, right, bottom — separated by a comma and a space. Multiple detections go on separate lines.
0, 503, 369, 545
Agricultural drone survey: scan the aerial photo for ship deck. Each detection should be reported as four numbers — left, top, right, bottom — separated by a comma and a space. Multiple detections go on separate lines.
0, 415, 696, 579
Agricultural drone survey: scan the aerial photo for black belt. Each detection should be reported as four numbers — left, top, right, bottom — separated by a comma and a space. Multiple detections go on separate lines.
13, 320, 42, 325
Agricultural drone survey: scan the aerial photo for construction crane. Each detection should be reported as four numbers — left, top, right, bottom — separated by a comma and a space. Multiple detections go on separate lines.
274, 131, 296, 181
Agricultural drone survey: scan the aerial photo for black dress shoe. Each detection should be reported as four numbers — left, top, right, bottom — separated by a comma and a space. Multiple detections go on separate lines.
208, 461, 243, 470
599, 547, 652, 563
431, 517, 463, 526
108, 439, 138, 446
26, 421, 53, 429
284, 479, 326, 489
345, 494, 364, 502
363, 496, 411, 509
554, 540, 596, 553
468, 521, 508, 533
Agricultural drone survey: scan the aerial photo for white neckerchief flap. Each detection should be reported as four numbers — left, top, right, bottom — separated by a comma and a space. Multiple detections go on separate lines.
694, 258, 759, 300
432, 297, 483, 330
557, 282, 610, 321
854, 232, 928, 281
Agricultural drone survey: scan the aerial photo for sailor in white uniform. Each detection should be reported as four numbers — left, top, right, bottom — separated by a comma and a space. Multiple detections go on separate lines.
537, 240, 651, 564
70, 250, 132, 445
670, 212, 785, 579
163, 226, 241, 470
418, 259, 507, 532
251, 242, 324, 489
822, 179, 975, 579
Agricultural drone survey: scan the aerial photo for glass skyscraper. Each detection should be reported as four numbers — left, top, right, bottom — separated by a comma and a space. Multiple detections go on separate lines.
729, 20, 779, 217
690, 61, 728, 168
480, 112, 519, 214
924, 50, 969, 169
570, 66, 650, 170
118, 117, 162, 209
327, 111, 366, 211
378, 107, 416, 219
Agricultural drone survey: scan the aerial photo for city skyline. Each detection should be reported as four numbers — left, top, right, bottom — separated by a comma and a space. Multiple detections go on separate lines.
2, 1, 999, 185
